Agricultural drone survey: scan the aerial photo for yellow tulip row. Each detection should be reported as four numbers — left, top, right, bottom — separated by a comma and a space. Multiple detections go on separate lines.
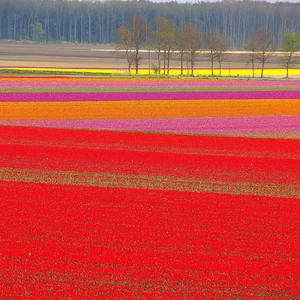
1, 67, 300, 77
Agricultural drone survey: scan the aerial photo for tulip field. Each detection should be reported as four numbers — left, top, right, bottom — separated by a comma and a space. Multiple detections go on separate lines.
0, 76, 299, 298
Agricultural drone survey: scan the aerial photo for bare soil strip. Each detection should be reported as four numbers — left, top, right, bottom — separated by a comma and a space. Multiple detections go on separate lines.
0, 42, 290, 71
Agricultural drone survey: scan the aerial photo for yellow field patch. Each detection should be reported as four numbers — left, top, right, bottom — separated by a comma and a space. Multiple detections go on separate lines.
1, 67, 299, 77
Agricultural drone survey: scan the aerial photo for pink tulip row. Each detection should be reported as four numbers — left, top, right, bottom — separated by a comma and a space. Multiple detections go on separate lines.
0, 78, 300, 89
1, 116, 299, 137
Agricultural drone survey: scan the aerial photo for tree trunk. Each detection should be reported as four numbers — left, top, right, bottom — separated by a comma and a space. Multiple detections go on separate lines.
163, 50, 166, 74
167, 50, 171, 75
101, 14, 105, 43
98, 14, 103, 43
180, 52, 184, 75
157, 50, 161, 74
46, 14, 50, 41
80, 17, 84, 42
74, 17, 77, 42
13, 13, 17, 40
135, 47, 139, 74
88, 15, 92, 43
148, 48, 151, 75
106, 14, 109, 43
19, 15, 24, 40
62, 16, 66, 41
261, 60, 264, 78
7, 13, 10, 39
69, 18, 73, 42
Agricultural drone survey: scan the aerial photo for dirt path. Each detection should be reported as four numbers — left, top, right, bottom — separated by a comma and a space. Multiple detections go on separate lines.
0, 41, 287, 70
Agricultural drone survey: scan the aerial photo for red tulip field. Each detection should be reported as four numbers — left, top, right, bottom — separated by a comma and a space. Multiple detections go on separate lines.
0, 76, 299, 298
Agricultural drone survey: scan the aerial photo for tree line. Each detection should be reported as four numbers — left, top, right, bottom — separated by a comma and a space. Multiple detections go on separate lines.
118, 15, 300, 78
0, 0, 299, 48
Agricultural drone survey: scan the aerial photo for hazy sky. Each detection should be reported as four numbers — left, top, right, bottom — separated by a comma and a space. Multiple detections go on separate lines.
152, 0, 300, 2
193, 0, 300, 2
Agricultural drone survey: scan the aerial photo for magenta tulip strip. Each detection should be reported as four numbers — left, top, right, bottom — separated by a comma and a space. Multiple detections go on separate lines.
0, 90, 299, 102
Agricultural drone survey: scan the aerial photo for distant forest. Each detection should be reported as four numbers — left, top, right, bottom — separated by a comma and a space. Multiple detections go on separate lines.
0, 0, 299, 48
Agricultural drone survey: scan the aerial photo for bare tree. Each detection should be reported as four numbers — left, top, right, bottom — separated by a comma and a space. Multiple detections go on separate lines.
175, 26, 187, 76
216, 38, 230, 76
244, 31, 259, 78
117, 15, 148, 74
251, 28, 276, 78
280, 30, 300, 78
205, 29, 229, 76
163, 19, 176, 75
182, 24, 201, 76
152, 16, 176, 75
152, 17, 168, 75
117, 27, 135, 73
131, 15, 148, 74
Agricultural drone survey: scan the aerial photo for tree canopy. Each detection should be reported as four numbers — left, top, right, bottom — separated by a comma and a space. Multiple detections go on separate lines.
31, 22, 44, 42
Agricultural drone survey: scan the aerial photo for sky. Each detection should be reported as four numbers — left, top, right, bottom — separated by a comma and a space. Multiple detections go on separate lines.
195, 0, 300, 1
156, 0, 300, 2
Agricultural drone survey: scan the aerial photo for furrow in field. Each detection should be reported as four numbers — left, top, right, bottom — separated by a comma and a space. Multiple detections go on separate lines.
0, 167, 298, 198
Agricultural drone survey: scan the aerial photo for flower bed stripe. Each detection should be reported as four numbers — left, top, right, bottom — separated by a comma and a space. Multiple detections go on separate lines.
0, 91, 299, 101
1, 77, 300, 89
1, 66, 300, 77
1, 138, 299, 187
1, 116, 298, 135
1, 126, 298, 159
0, 127, 299, 195
1, 99, 299, 121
